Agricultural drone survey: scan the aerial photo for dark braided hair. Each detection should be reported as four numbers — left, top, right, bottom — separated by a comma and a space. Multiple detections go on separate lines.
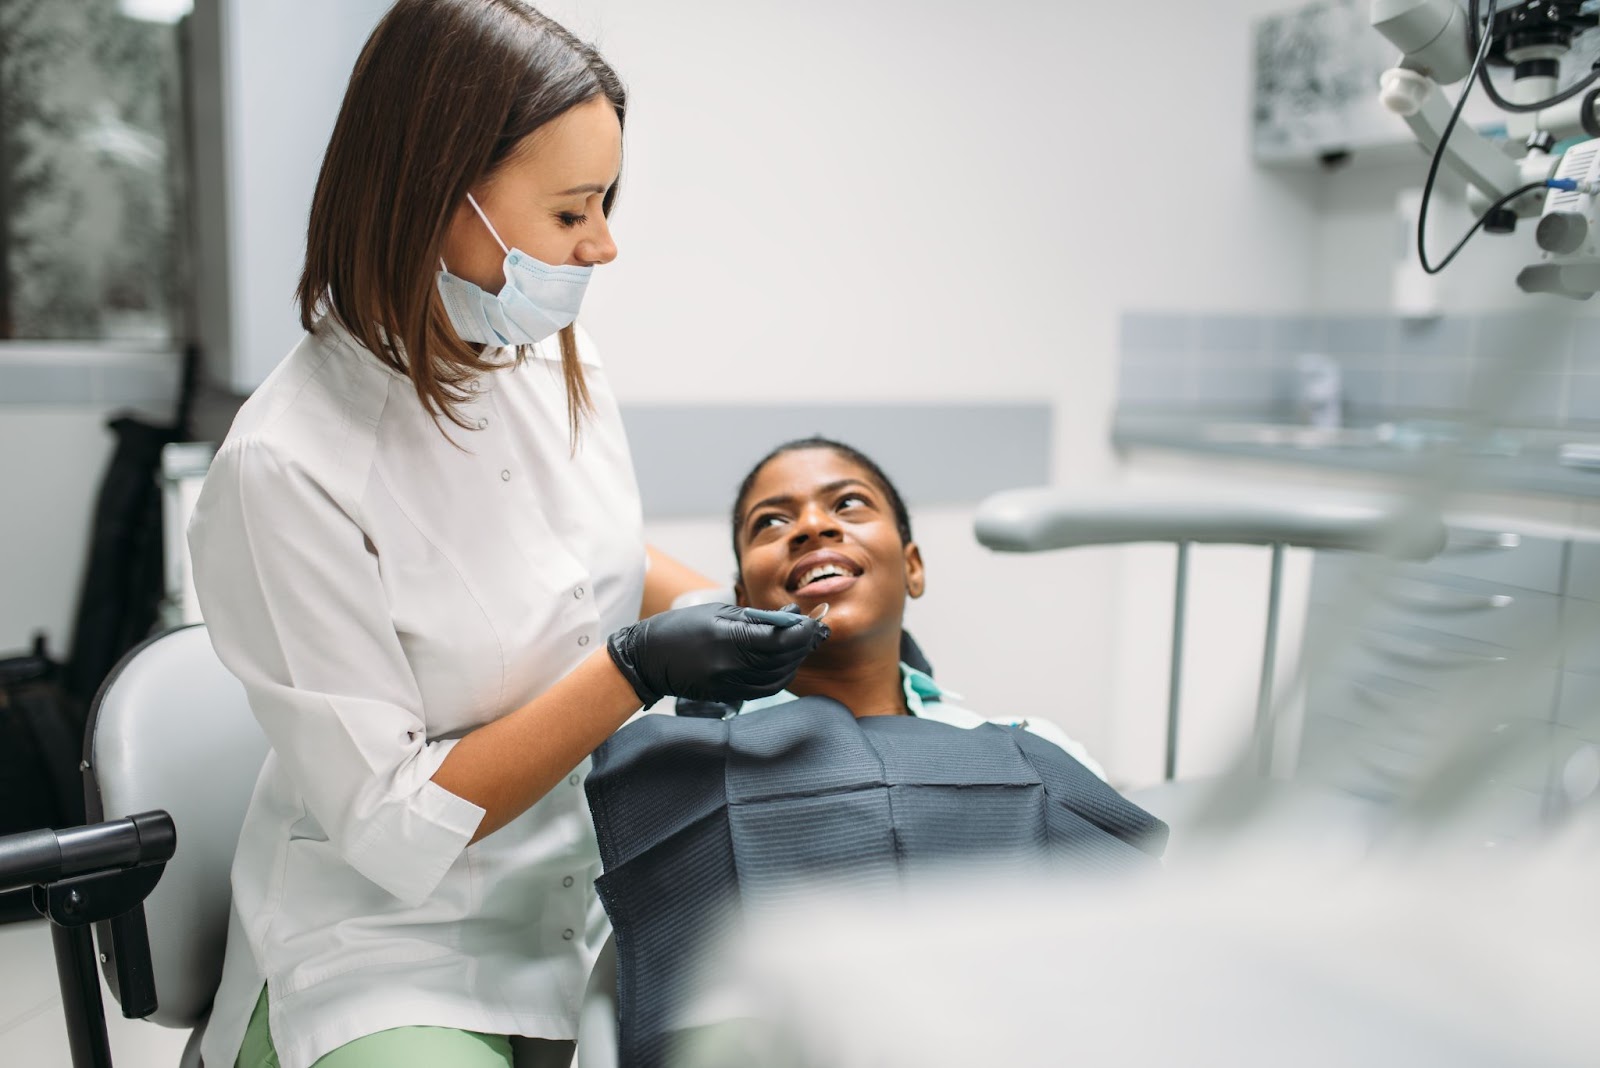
731, 437, 913, 564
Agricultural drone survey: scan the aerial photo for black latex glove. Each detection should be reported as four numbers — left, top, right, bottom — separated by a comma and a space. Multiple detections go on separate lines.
606, 603, 829, 709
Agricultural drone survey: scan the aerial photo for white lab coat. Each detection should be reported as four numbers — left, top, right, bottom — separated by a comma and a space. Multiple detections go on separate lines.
189, 321, 645, 1068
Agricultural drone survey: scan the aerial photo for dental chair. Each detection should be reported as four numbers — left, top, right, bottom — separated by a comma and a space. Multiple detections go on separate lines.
90, 624, 265, 1067
973, 485, 1448, 835
0, 624, 265, 1068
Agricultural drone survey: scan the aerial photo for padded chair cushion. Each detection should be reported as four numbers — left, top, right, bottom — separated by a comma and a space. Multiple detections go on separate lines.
586, 697, 1167, 1067
86, 625, 267, 1028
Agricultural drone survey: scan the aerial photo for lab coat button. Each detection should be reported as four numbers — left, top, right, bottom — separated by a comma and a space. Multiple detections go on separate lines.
476, 418, 488, 430
562, 928, 575, 941
578, 635, 589, 647
574, 587, 585, 599
563, 876, 575, 888
500, 469, 511, 482
569, 774, 580, 786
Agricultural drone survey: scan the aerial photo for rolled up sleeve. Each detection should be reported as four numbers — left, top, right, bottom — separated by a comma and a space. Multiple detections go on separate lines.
189, 438, 484, 906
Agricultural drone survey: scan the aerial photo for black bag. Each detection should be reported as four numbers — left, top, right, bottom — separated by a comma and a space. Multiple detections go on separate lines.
0, 636, 86, 922
1, 347, 197, 923
61, 416, 182, 706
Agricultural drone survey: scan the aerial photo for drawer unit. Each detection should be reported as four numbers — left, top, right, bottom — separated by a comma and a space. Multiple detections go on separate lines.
1315, 634, 1559, 720
1307, 550, 1391, 608
1557, 671, 1600, 739
1301, 542, 1565, 784
1301, 527, 1573, 816
1557, 598, 1600, 677
1424, 527, 1566, 594
1565, 536, 1600, 602
1372, 574, 1559, 653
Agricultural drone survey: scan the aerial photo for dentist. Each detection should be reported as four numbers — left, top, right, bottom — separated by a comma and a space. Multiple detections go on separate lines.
186, 3, 828, 1067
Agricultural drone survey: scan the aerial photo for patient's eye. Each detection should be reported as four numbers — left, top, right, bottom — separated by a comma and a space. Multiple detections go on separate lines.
751, 513, 787, 533
836, 493, 871, 512
556, 211, 589, 228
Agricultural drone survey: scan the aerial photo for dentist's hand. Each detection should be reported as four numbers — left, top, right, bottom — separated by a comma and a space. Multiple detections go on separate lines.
606, 603, 829, 709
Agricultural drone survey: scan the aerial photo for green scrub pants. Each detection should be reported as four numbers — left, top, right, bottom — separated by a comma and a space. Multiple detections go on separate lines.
237, 986, 575, 1068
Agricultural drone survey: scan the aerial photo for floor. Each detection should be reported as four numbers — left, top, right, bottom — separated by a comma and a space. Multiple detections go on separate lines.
0, 919, 190, 1068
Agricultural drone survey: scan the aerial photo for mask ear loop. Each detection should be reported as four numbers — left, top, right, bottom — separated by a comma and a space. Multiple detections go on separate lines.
438, 193, 508, 275
466, 193, 511, 255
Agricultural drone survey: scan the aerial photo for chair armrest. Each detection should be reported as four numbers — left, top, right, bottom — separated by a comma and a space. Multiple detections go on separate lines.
974, 486, 1446, 559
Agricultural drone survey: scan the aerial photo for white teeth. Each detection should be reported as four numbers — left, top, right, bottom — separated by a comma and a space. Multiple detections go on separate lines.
798, 565, 849, 588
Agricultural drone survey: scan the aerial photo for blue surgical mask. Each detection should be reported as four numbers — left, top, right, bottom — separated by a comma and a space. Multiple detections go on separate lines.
436, 194, 592, 348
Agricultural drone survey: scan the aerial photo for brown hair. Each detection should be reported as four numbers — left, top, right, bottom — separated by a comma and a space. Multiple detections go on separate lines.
296, 0, 625, 441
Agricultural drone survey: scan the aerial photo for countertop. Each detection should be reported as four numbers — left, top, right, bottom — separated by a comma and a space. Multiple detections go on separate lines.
1112, 413, 1600, 501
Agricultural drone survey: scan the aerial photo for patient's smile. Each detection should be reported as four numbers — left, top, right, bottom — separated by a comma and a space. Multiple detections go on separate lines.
788, 550, 863, 597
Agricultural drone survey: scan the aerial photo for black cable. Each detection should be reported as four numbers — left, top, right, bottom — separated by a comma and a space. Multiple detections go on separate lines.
1418, 0, 1547, 274
1469, 0, 1600, 113
1423, 180, 1549, 273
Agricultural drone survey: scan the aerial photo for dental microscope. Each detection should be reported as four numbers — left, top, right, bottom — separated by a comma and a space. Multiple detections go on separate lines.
1372, 0, 1600, 297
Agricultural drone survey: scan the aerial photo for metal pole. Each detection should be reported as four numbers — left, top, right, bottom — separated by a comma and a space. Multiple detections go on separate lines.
50, 921, 114, 1068
1165, 541, 1191, 782
1255, 543, 1287, 776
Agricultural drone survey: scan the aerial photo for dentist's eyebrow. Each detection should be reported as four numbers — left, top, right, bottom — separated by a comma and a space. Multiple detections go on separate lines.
553, 173, 621, 197
744, 479, 875, 520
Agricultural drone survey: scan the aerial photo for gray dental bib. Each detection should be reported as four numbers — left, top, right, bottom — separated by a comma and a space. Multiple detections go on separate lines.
585, 697, 1167, 1067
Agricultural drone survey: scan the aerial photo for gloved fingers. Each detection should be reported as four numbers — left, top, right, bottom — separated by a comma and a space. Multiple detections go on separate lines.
730, 661, 804, 691
723, 669, 804, 700
763, 616, 829, 654
739, 605, 807, 628
727, 630, 821, 670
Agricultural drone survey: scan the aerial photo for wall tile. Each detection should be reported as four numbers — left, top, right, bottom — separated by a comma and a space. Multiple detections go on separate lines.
1120, 312, 1192, 354
1340, 367, 1389, 413
1113, 311, 1600, 430
1393, 367, 1471, 413
1322, 316, 1393, 358
1117, 354, 1191, 409
1191, 365, 1281, 411
1268, 315, 1325, 356
1194, 314, 1264, 357
1475, 313, 1570, 372
1393, 316, 1470, 360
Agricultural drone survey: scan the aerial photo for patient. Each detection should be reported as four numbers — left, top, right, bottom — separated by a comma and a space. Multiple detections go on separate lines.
585, 439, 1165, 1067
727, 436, 1104, 773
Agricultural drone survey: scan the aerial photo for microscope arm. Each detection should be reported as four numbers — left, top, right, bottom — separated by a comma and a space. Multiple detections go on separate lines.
1379, 66, 1547, 212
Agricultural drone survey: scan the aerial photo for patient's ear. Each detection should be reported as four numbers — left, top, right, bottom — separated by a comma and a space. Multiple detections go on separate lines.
903, 542, 925, 599
733, 578, 749, 607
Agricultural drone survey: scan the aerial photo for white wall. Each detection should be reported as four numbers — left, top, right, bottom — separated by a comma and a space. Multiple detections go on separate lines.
3, 0, 1320, 784
530, 0, 1321, 776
